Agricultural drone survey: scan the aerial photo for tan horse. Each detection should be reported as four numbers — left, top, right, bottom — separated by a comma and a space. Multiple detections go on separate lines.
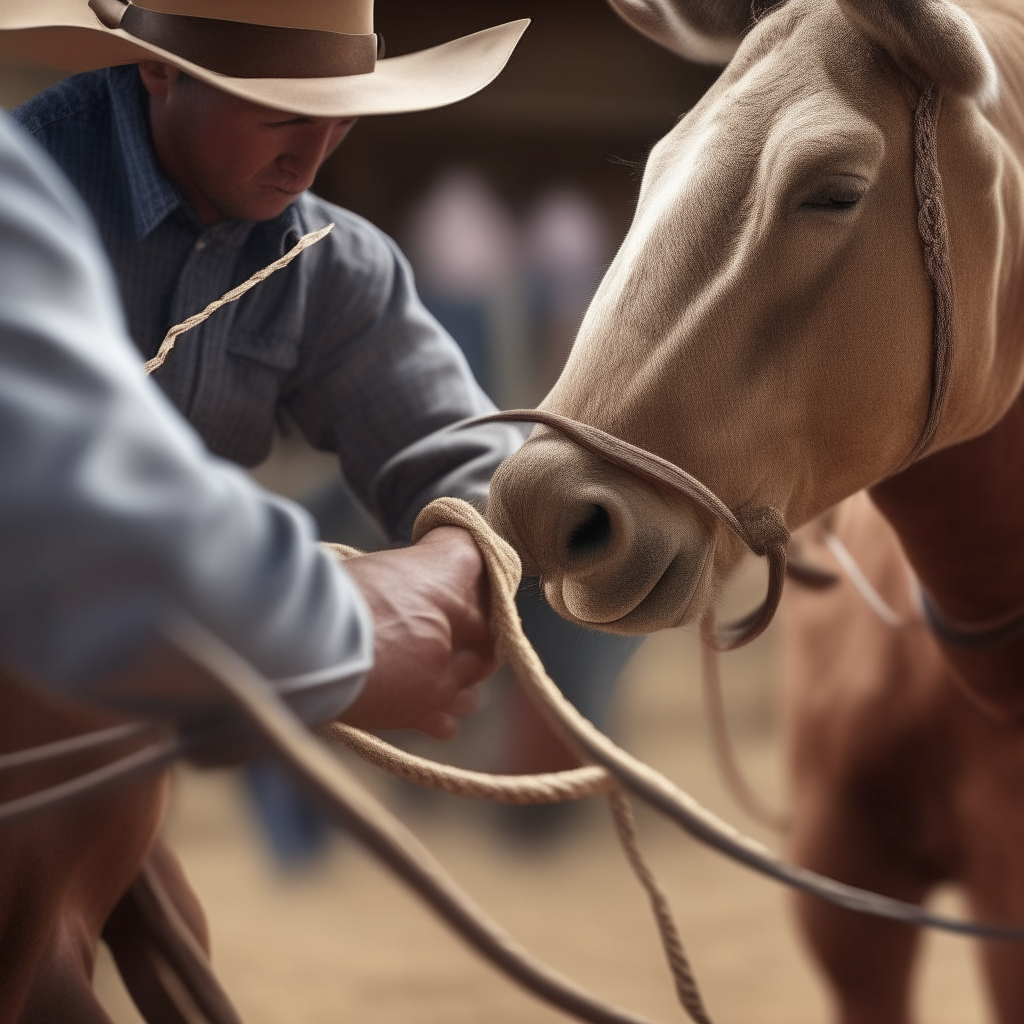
486, 0, 1024, 1019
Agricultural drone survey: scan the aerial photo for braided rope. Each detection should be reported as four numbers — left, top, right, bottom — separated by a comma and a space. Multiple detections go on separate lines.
142, 224, 334, 375
323, 722, 614, 804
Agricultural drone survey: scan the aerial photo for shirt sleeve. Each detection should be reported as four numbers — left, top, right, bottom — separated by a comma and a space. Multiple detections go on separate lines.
0, 111, 373, 726
281, 208, 525, 541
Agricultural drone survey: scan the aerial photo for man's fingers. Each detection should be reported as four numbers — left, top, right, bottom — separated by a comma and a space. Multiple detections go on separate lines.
447, 649, 494, 692
446, 683, 481, 718
416, 711, 459, 741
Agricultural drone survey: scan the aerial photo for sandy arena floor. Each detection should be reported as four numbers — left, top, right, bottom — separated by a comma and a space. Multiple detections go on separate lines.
94, 626, 992, 1024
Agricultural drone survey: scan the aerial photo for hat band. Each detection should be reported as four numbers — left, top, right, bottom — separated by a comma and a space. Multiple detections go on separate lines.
88, 0, 378, 79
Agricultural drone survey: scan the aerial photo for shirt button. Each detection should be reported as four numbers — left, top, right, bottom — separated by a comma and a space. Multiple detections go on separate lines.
194, 238, 207, 252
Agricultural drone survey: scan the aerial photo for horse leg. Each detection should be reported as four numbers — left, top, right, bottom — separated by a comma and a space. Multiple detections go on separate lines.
0, 671, 169, 1024
104, 840, 244, 1024
971, 897, 1024, 1023
789, 791, 930, 1024
954, 750, 1024, 1024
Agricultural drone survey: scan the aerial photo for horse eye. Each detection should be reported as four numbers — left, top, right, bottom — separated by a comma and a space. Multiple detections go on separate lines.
799, 177, 867, 213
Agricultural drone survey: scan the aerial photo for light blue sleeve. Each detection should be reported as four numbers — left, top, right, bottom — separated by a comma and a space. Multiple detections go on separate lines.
0, 110, 373, 725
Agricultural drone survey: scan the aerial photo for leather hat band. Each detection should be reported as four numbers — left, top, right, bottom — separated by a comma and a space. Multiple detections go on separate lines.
89, 0, 378, 78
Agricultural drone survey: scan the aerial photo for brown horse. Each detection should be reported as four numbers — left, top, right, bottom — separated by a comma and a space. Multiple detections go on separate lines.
785, 486, 1024, 1024
0, 664, 241, 1024
486, 0, 1024, 1020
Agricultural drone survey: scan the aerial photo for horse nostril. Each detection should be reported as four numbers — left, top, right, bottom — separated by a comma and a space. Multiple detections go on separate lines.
567, 503, 612, 559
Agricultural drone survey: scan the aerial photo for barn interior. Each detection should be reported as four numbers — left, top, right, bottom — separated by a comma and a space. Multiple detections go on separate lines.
0, 2, 992, 1021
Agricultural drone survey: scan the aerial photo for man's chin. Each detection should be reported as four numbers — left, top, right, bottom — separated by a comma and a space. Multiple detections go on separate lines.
219, 192, 301, 224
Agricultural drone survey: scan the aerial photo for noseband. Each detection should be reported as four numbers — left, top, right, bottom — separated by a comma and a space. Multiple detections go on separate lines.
477, 81, 953, 652
477, 407, 790, 651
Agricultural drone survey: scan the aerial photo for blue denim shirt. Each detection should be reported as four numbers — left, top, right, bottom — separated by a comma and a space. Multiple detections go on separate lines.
14, 67, 521, 539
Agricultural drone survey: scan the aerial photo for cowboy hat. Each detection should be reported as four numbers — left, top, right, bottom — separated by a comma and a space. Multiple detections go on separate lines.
0, 0, 529, 118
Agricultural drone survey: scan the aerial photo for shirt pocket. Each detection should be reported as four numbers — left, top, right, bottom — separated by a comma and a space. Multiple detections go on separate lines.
191, 330, 302, 466
225, 330, 301, 373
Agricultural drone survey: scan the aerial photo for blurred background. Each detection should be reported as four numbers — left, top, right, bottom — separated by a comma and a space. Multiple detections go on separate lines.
0, 3, 990, 1021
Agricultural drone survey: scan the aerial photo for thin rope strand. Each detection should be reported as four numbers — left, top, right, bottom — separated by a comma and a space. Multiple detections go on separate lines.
143, 224, 334, 375
323, 722, 613, 804
698, 631, 789, 832
607, 788, 713, 1024
0, 721, 157, 775
824, 532, 909, 629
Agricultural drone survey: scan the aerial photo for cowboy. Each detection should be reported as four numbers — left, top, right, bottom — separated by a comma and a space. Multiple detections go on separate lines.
3, 2, 641, 843
5, 1, 528, 542
2, 4, 530, 727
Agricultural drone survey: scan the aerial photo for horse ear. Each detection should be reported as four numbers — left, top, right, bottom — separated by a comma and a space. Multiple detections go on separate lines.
604, 0, 752, 65
837, 0, 997, 99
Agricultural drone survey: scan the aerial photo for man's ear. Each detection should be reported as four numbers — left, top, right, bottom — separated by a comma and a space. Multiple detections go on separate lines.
604, 0, 756, 65
137, 61, 182, 102
837, 0, 997, 99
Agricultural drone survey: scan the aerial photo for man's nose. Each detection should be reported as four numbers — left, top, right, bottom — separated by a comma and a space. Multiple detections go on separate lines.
279, 128, 337, 183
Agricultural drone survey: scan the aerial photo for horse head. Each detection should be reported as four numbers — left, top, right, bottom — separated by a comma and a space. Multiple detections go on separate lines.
487, 0, 1023, 634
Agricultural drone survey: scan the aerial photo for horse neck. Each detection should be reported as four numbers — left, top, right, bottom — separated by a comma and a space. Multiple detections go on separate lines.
870, 388, 1024, 623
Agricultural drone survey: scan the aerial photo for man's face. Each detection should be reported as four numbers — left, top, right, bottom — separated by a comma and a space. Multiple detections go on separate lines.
140, 63, 356, 224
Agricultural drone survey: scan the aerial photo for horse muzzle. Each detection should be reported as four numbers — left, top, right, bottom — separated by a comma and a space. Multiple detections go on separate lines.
487, 431, 715, 634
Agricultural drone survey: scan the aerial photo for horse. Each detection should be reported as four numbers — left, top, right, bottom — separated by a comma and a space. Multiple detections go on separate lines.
785, 491, 1024, 1023
484, 0, 1024, 1020
0, 662, 242, 1024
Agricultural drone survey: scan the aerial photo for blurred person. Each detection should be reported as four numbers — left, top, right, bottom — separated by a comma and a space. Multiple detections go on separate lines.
407, 167, 524, 403
0, 101, 496, 829
4, 0, 528, 863
524, 187, 613, 391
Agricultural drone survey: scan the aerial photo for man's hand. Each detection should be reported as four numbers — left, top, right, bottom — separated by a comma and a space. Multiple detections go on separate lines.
339, 527, 495, 740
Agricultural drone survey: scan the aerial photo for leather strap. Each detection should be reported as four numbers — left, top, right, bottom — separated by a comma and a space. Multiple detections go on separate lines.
470, 408, 791, 651
89, 0, 378, 79
920, 588, 1024, 650
895, 83, 953, 471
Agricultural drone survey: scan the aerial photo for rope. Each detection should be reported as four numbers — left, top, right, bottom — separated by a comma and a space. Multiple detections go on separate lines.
399, 499, 1024, 943
698, 632, 789, 832
323, 722, 613, 804
0, 736, 181, 828
606, 788, 712, 1024
165, 614, 666, 1024
322, 540, 713, 1023
0, 721, 157, 775
823, 531, 909, 629
142, 224, 334, 375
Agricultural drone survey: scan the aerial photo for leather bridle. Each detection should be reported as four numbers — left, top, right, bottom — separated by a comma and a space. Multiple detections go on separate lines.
473, 82, 955, 652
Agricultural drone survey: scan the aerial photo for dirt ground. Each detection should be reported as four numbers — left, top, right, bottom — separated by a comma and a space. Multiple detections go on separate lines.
94, 625, 992, 1024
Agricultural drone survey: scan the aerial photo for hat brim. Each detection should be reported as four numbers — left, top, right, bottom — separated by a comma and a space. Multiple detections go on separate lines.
0, 2, 529, 117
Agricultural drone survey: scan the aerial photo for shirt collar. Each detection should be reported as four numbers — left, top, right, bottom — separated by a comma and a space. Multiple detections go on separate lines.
107, 66, 186, 240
